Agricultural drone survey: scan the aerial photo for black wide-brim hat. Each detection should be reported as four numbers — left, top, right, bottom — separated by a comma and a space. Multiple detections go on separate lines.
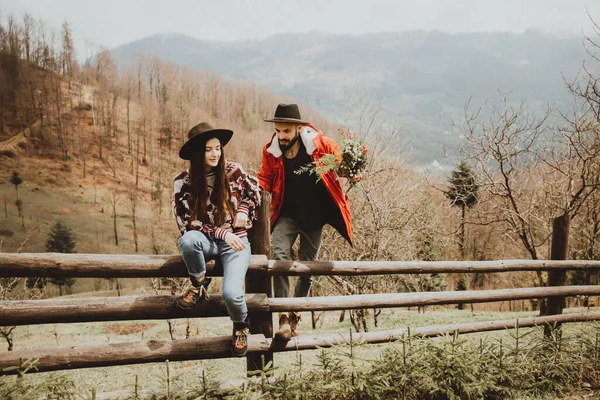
264, 103, 309, 124
179, 122, 233, 160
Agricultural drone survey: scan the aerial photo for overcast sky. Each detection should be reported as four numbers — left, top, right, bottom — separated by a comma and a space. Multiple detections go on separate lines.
2, 0, 600, 54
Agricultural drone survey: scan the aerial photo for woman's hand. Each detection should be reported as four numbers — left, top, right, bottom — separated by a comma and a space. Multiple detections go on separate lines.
233, 212, 248, 228
225, 232, 246, 252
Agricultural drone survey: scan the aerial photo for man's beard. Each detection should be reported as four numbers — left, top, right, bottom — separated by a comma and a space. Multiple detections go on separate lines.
279, 135, 299, 152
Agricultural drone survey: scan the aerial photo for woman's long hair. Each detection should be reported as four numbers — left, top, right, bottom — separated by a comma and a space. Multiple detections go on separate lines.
189, 139, 234, 226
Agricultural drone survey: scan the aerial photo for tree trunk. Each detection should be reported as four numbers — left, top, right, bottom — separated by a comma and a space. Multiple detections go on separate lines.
55, 83, 66, 160
112, 200, 119, 246
136, 136, 141, 188
126, 99, 131, 154
0, 327, 15, 352
460, 204, 466, 259
132, 199, 138, 253
0, 94, 4, 134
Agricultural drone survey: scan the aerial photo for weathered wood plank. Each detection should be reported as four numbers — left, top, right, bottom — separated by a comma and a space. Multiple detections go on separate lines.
246, 190, 274, 374
275, 311, 600, 351
0, 294, 269, 325
0, 253, 269, 277
3, 254, 600, 278
2, 312, 598, 375
0, 334, 271, 374
3, 286, 599, 326
268, 259, 600, 276
269, 286, 600, 311
544, 215, 569, 335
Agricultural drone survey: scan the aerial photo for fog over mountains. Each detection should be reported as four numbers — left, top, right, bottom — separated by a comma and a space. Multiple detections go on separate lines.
111, 30, 593, 168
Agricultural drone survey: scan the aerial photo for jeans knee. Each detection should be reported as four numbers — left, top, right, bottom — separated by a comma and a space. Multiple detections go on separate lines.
180, 232, 201, 253
223, 288, 243, 305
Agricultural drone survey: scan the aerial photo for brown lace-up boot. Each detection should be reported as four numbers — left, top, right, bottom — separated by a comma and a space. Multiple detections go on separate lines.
274, 312, 292, 341
289, 311, 301, 337
232, 320, 250, 357
176, 277, 212, 309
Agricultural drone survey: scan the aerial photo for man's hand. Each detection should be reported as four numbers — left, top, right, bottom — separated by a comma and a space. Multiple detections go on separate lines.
233, 212, 248, 228
349, 171, 365, 183
225, 232, 246, 252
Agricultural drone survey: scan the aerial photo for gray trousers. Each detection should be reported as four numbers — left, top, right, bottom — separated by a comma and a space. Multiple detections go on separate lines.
272, 217, 323, 298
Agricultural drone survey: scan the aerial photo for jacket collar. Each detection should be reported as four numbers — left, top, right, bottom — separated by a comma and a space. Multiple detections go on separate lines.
266, 126, 319, 158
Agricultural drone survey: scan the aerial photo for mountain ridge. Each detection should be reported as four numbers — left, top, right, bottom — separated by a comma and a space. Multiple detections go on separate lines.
110, 29, 594, 167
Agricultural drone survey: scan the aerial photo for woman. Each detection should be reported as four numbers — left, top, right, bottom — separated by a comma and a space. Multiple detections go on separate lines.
172, 122, 260, 357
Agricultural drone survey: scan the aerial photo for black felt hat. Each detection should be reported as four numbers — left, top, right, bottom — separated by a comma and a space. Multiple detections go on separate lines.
264, 103, 309, 124
179, 122, 233, 160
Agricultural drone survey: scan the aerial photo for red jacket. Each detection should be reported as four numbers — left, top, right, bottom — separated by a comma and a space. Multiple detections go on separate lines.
258, 124, 353, 246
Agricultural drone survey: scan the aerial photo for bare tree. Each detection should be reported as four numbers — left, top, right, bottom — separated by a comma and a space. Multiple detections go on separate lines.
460, 97, 552, 262
109, 189, 120, 246
129, 187, 139, 253
60, 21, 75, 85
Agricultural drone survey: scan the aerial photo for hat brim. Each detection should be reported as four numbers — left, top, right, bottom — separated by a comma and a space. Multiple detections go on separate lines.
264, 117, 309, 124
179, 129, 233, 160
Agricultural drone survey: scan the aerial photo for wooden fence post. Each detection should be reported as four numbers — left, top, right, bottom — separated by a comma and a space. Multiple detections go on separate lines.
246, 190, 273, 374
545, 214, 569, 336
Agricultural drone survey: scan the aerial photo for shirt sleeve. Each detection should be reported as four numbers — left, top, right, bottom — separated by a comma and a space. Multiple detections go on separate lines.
258, 146, 274, 192
230, 162, 261, 222
172, 176, 188, 236
173, 174, 208, 236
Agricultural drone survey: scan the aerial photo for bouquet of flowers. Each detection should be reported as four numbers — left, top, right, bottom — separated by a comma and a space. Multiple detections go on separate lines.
295, 128, 368, 183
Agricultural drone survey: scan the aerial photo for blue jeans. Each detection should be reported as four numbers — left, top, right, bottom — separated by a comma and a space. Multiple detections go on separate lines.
272, 217, 322, 298
179, 230, 251, 323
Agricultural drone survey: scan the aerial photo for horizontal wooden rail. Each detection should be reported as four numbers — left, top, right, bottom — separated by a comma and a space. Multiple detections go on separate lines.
2, 312, 598, 375
0, 253, 269, 278
3, 254, 600, 278
0, 294, 269, 325
0, 253, 600, 278
274, 311, 600, 351
2, 286, 600, 326
268, 259, 600, 275
268, 285, 600, 311
0, 334, 269, 375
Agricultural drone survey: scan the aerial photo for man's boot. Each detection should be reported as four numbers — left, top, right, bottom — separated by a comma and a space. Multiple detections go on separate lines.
232, 320, 250, 357
289, 311, 301, 337
274, 312, 292, 341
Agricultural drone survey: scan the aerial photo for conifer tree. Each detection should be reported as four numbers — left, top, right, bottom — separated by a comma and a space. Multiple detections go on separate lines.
9, 171, 22, 201
45, 221, 77, 295
446, 160, 479, 259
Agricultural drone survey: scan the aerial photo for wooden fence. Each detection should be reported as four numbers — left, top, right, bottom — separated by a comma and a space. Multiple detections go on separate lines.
1, 193, 600, 375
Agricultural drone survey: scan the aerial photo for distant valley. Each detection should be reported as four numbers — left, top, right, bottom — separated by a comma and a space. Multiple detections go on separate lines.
111, 29, 595, 168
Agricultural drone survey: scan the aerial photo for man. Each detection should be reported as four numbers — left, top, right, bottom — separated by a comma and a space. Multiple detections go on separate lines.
258, 103, 356, 340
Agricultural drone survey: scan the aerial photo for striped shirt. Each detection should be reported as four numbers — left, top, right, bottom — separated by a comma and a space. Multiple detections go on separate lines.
172, 161, 261, 240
